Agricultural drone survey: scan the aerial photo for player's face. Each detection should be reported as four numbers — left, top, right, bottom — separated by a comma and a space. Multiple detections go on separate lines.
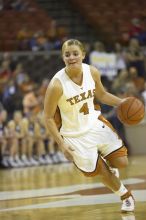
62, 45, 85, 70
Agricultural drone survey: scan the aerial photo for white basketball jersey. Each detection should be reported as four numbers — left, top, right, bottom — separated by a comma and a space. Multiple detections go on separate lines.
53, 63, 101, 137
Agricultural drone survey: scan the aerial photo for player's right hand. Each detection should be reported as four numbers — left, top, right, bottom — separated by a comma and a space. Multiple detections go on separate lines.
60, 143, 75, 162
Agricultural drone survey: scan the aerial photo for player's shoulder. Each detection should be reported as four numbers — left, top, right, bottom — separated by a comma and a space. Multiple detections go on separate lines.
89, 65, 101, 80
46, 70, 63, 96
82, 63, 95, 73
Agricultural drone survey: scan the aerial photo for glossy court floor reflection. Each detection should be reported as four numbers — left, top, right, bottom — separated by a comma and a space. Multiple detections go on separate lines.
0, 156, 146, 220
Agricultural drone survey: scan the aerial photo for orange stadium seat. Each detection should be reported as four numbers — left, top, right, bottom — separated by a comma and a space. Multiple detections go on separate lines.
0, 0, 54, 51
70, 0, 146, 43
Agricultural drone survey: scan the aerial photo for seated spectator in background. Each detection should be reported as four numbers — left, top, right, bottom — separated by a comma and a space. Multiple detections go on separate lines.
129, 18, 143, 41
36, 30, 53, 51
114, 42, 126, 74
2, 80, 23, 119
111, 69, 129, 94
38, 78, 50, 102
89, 41, 106, 69
89, 41, 117, 81
11, 0, 30, 11
13, 62, 30, 88
0, 60, 12, 82
53, 26, 68, 50
90, 41, 106, 56
47, 23, 68, 51
125, 38, 146, 78
17, 26, 30, 50
0, 109, 8, 167
12, 63, 35, 94
22, 84, 42, 116
0, 60, 13, 98
83, 42, 91, 64
34, 113, 53, 165
28, 32, 39, 52
2, 52, 17, 72
128, 17, 146, 45
24, 113, 40, 166
47, 21, 57, 45
2, 111, 30, 168
128, 67, 145, 93
29, 30, 53, 51
36, 112, 67, 164
112, 67, 145, 97
4, 111, 27, 167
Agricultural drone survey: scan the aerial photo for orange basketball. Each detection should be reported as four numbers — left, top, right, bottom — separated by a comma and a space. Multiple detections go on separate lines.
117, 97, 145, 125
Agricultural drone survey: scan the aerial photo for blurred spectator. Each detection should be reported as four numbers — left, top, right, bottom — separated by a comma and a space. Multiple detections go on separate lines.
112, 69, 129, 94
2, 80, 23, 118
11, 0, 30, 11
125, 38, 146, 78
47, 20, 57, 44
13, 63, 30, 87
17, 27, 30, 50
83, 42, 91, 64
89, 41, 106, 69
0, 109, 9, 167
29, 30, 53, 51
129, 18, 143, 40
89, 41, 117, 82
12, 64, 37, 95
2, 53, 17, 72
112, 66, 145, 98
28, 32, 39, 52
0, 60, 12, 81
128, 17, 146, 45
22, 84, 42, 116
0, 60, 13, 98
114, 42, 126, 73
38, 78, 49, 100
53, 26, 68, 50
128, 67, 145, 93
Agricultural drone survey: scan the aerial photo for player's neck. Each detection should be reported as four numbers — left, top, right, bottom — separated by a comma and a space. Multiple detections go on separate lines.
65, 67, 82, 78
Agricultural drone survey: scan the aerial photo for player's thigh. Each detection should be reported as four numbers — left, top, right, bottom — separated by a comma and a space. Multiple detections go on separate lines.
105, 147, 128, 168
82, 156, 111, 177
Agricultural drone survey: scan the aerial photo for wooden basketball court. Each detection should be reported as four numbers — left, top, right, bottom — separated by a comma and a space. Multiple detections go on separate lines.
0, 155, 146, 220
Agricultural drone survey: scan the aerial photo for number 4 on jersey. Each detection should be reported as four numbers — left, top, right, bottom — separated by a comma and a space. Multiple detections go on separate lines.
79, 102, 89, 115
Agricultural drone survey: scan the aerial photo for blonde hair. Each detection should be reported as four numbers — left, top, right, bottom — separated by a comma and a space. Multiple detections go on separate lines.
62, 39, 86, 54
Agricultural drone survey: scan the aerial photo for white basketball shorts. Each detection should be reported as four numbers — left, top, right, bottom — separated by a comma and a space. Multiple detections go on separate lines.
63, 117, 123, 172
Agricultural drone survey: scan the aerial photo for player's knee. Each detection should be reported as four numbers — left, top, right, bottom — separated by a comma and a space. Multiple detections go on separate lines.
109, 157, 129, 169
115, 158, 129, 168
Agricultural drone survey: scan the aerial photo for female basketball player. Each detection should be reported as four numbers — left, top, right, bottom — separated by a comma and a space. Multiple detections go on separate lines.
44, 39, 135, 212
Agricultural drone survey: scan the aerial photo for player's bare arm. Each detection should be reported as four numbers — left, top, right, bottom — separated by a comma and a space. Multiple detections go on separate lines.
44, 78, 74, 161
90, 65, 123, 106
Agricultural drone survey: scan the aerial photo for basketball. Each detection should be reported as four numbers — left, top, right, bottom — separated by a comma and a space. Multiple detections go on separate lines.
117, 97, 145, 125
